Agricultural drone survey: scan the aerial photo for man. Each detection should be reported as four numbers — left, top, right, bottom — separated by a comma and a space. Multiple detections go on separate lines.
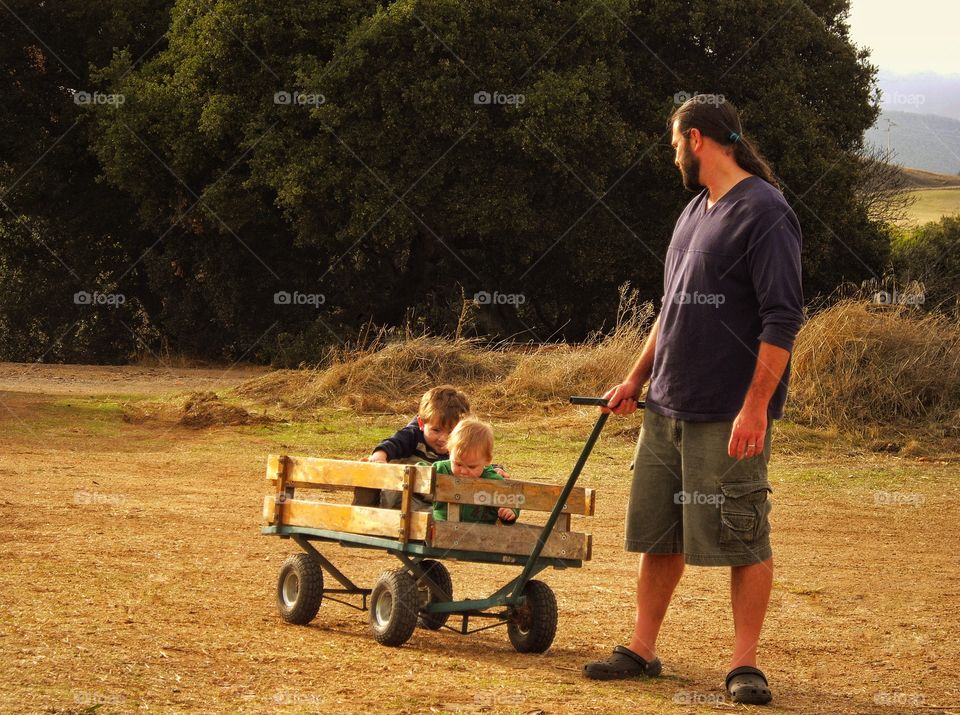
582, 95, 804, 706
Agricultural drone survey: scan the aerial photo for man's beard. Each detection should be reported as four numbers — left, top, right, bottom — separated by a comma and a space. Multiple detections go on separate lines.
680, 151, 702, 192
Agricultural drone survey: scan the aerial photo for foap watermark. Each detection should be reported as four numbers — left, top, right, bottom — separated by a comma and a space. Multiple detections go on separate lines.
673, 691, 728, 706
473, 90, 525, 106
73, 691, 125, 706
674, 490, 724, 506
873, 491, 925, 507
674, 91, 726, 107
874, 691, 925, 707
872, 288, 925, 306
74, 490, 126, 507
74, 91, 125, 106
473, 690, 525, 707
885, 92, 925, 109
672, 290, 725, 308
272, 691, 325, 706
274, 91, 325, 107
474, 491, 525, 508
474, 290, 525, 306
274, 291, 325, 307
74, 290, 126, 306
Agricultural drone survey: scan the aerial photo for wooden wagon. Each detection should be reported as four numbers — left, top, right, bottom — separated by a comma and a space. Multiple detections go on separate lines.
261, 396, 612, 652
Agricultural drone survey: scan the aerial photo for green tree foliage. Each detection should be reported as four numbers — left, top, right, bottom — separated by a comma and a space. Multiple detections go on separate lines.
891, 216, 960, 309
4, 0, 887, 361
0, 0, 171, 361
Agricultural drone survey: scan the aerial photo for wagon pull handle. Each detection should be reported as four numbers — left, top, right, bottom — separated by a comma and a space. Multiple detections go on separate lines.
569, 395, 646, 409
510, 396, 634, 601
569, 396, 608, 406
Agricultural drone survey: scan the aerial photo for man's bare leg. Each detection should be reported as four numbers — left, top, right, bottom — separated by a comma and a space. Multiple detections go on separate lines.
627, 553, 685, 660
729, 557, 773, 670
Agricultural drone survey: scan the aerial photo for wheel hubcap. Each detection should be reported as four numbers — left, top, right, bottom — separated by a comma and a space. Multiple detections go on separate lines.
417, 577, 435, 608
281, 571, 300, 607
375, 591, 394, 626
511, 605, 532, 634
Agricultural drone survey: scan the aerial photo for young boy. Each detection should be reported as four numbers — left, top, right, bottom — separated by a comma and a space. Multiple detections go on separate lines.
431, 418, 518, 525
353, 385, 471, 510
369, 384, 469, 465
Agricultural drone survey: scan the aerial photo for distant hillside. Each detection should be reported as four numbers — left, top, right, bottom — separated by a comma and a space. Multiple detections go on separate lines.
899, 167, 960, 189
865, 111, 960, 175
876, 72, 960, 122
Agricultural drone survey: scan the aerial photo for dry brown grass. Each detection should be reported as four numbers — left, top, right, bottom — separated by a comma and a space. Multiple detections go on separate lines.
477, 289, 654, 412
310, 335, 514, 413
789, 300, 960, 428
165, 294, 960, 435
124, 390, 260, 428
228, 286, 655, 417
233, 336, 515, 415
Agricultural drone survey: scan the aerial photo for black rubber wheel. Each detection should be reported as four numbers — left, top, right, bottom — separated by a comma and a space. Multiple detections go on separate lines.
369, 569, 419, 647
416, 560, 453, 631
276, 553, 323, 625
507, 580, 558, 653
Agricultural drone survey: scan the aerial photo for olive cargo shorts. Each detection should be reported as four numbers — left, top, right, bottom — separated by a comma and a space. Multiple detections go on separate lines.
625, 409, 773, 566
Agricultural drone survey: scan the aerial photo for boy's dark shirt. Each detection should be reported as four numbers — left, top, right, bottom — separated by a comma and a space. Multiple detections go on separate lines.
374, 417, 446, 462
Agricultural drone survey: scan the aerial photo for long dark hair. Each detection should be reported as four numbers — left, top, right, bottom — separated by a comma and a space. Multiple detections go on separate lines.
670, 94, 780, 190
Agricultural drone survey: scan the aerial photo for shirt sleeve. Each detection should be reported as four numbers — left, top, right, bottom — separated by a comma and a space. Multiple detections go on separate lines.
374, 419, 420, 460
746, 207, 805, 353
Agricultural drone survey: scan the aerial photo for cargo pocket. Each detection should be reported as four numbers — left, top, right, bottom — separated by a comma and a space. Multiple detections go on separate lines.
719, 481, 772, 546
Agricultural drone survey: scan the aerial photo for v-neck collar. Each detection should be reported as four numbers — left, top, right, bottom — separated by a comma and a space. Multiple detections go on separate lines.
703, 175, 757, 214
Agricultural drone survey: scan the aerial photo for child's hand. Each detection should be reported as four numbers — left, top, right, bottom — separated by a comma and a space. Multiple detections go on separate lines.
493, 467, 511, 479
367, 450, 388, 463
497, 507, 517, 522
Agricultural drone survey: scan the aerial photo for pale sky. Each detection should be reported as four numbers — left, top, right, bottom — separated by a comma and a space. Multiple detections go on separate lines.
847, 0, 960, 76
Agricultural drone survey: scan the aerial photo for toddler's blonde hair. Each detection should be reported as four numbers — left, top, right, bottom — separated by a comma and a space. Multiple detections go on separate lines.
447, 418, 493, 461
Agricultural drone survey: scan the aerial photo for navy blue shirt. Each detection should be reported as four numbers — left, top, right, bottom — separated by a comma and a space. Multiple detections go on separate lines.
646, 176, 804, 422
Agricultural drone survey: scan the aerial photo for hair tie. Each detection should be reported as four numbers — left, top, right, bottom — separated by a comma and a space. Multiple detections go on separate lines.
728, 131, 741, 143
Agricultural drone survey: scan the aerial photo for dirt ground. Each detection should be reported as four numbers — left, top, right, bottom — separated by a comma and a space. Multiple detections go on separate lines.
1, 364, 958, 714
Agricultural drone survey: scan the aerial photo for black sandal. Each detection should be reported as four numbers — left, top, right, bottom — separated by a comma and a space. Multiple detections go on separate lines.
582, 645, 662, 680
725, 665, 773, 705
